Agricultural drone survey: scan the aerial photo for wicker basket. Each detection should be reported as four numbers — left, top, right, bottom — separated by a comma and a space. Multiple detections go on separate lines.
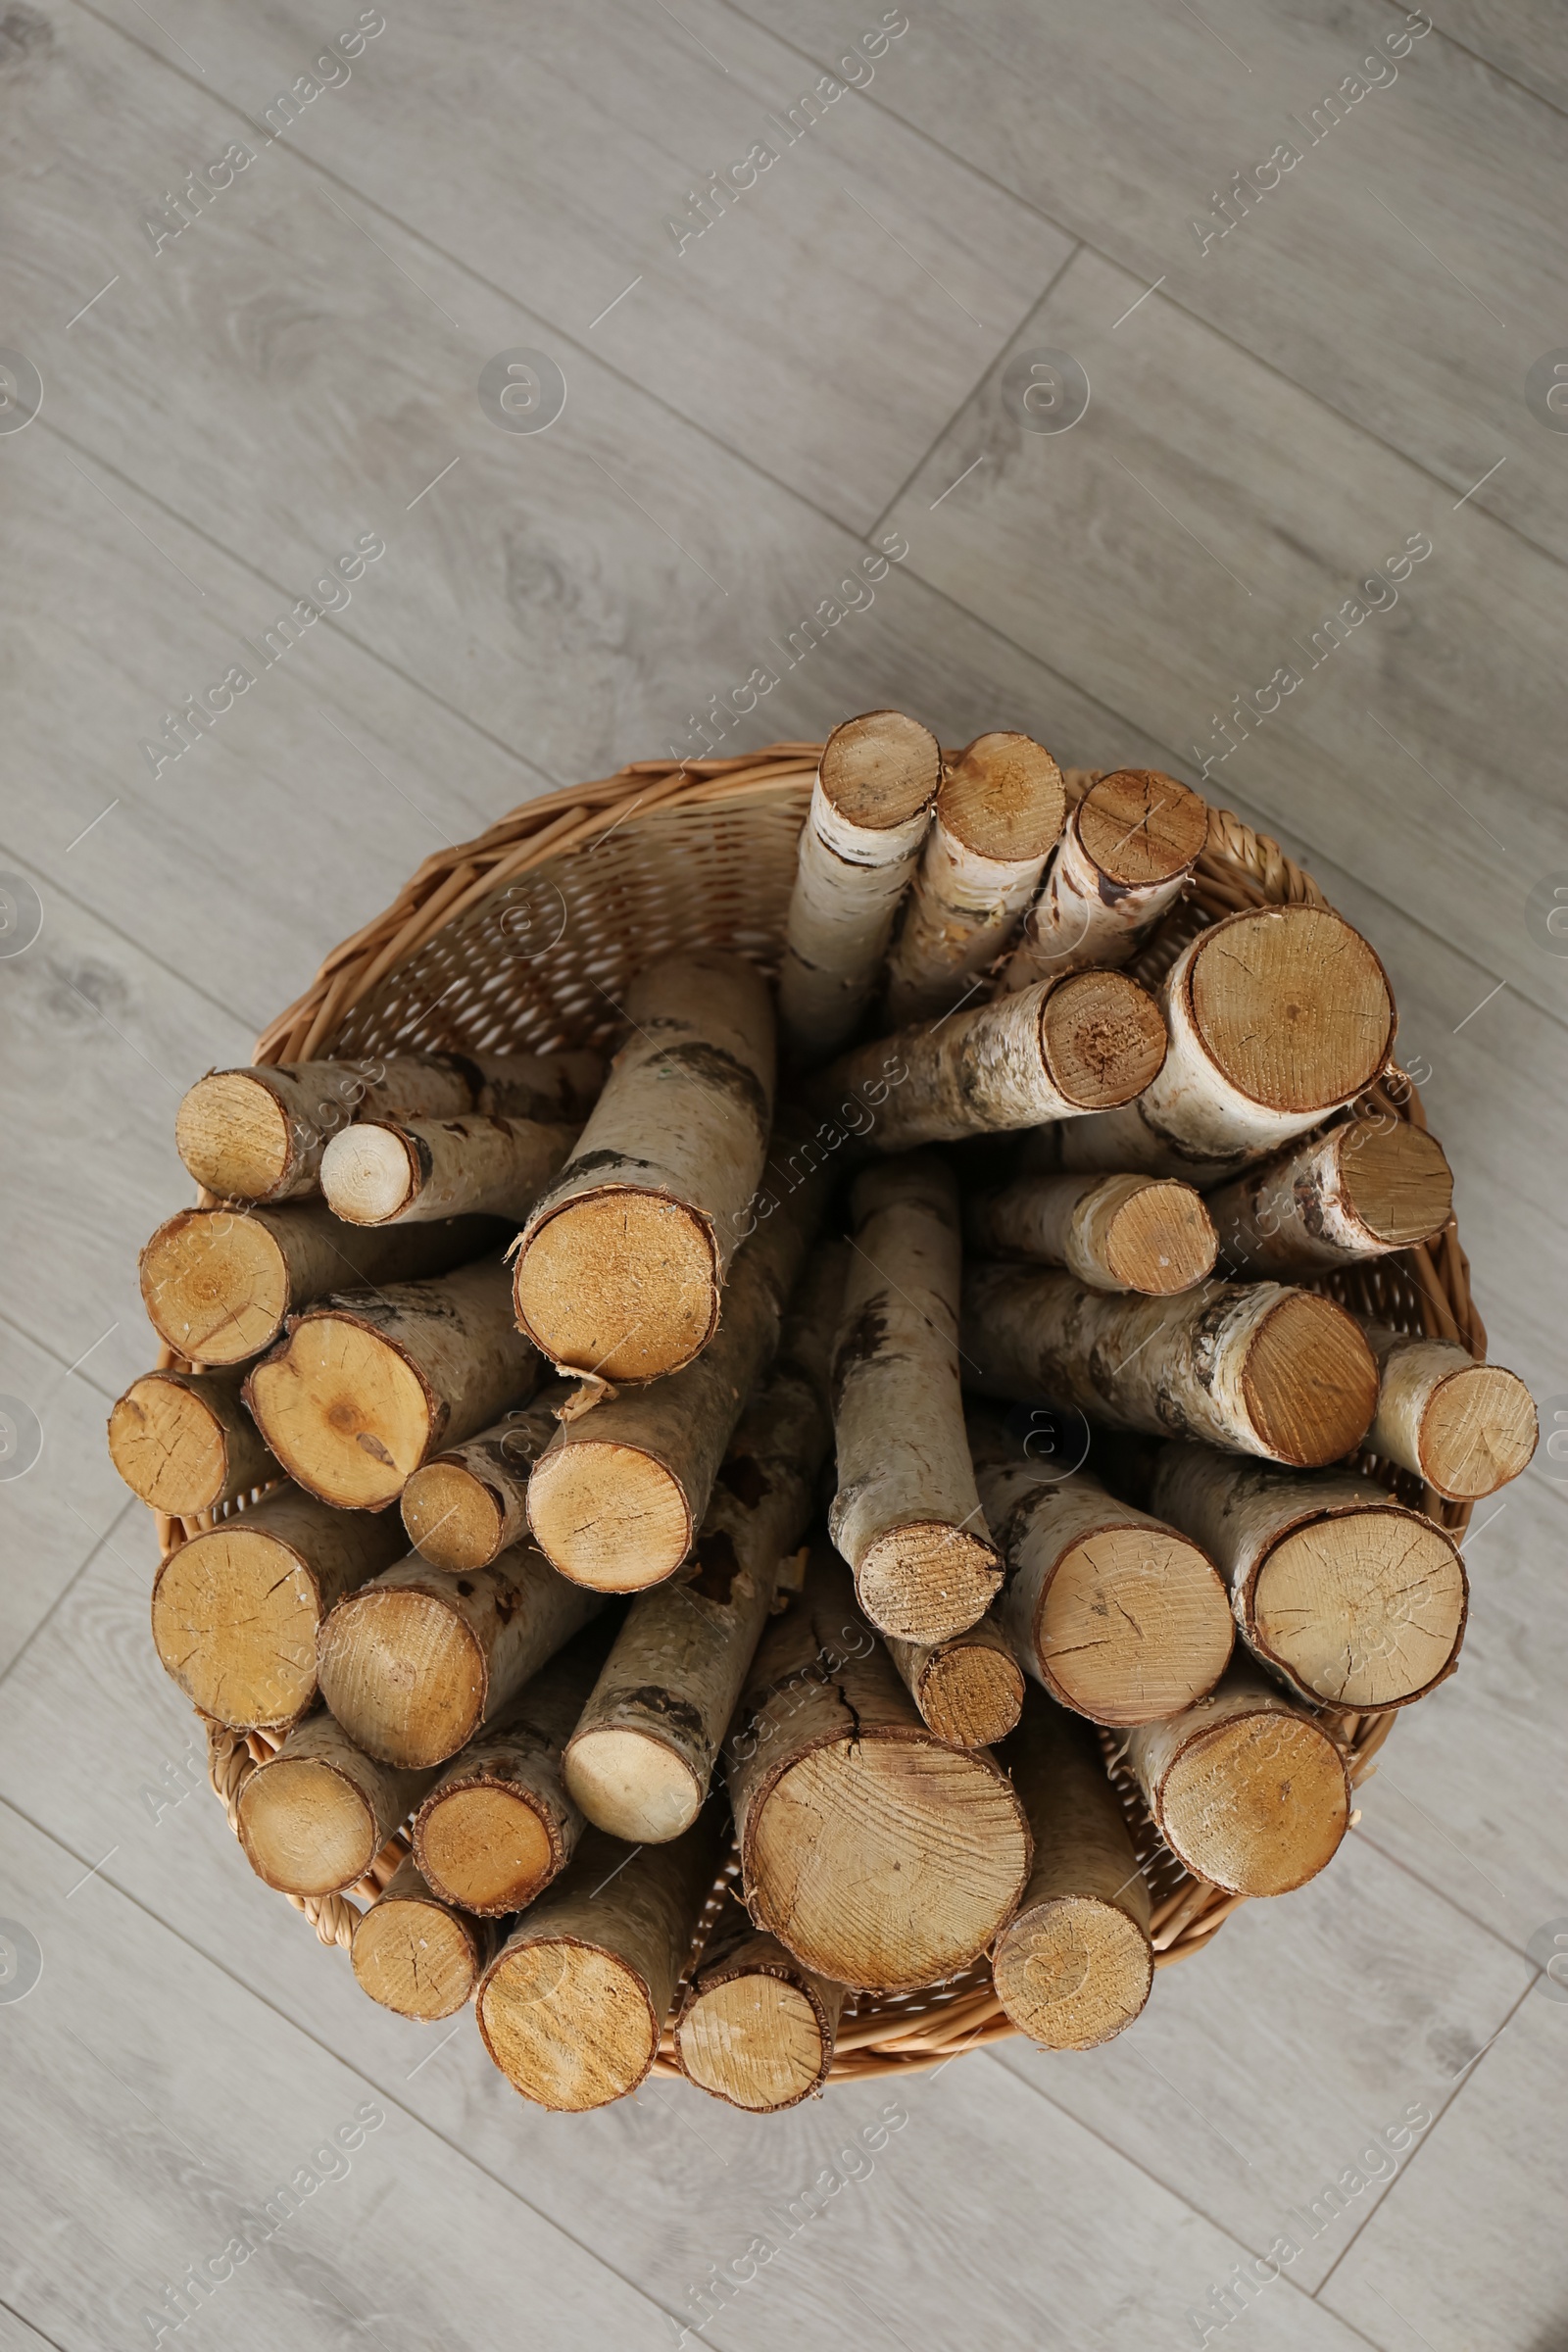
155, 744, 1483, 2085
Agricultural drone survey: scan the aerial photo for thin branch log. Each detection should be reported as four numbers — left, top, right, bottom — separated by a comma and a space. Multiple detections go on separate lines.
965, 1170, 1216, 1296
1001, 768, 1207, 988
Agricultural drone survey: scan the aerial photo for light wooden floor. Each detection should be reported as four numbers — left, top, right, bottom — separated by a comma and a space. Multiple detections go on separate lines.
2, 1, 1565, 2344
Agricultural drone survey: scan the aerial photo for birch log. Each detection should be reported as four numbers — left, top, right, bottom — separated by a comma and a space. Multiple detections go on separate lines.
673, 1912, 846, 2111
109, 1365, 274, 1515
413, 1620, 612, 1915
512, 952, 775, 1385
236, 1709, 434, 1897
150, 1481, 407, 1731
561, 1244, 842, 1838
321, 1114, 578, 1227
176, 1049, 603, 1203
400, 1383, 571, 1571
1204, 1117, 1453, 1280
830, 1154, 1002, 1642
244, 1255, 538, 1509
350, 1855, 494, 2021
882, 1614, 1026, 1747
962, 1261, 1379, 1468
992, 1691, 1152, 2049
1054, 905, 1396, 1184
317, 1541, 603, 1768
883, 731, 1065, 1025
140, 1203, 501, 1367
1002, 768, 1208, 989
1360, 1328, 1537, 1502
476, 1814, 723, 2109
778, 708, 941, 1064
965, 1171, 1217, 1297
974, 1446, 1233, 1726
1122, 1659, 1351, 1896
1149, 1445, 1469, 1709
819, 969, 1166, 1152
526, 1142, 829, 1592
728, 1553, 1031, 1991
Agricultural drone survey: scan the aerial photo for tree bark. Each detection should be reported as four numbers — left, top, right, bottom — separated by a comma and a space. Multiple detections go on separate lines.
1001, 768, 1208, 989
1360, 1327, 1537, 1502
965, 1170, 1217, 1296
176, 1049, 603, 1203
236, 1707, 434, 1897
1149, 1444, 1469, 1709
109, 1364, 274, 1515
350, 1854, 494, 2021
974, 1448, 1234, 1727
150, 1480, 407, 1730
1054, 905, 1396, 1184
673, 1910, 847, 2110
818, 968, 1166, 1152
244, 1255, 538, 1510
962, 1260, 1379, 1468
883, 732, 1065, 1025
883, 1613, 1026, 1748
140, 1203, 502, 1368
992, 1690, 1152, 2048
316, 1540, 604, 1768
399, 1382, 572, 1571
321, 1114, 579, 1227
476, 1813, 724, 2109
830, 1154, 1003, 1642
1122, 1658, 1351, 1897
779, 708, 941, 1064
727, 1552, 1031, 1991
1204, 1117, 1453, 1280
512, 952, 776, 1385
561, 1243, 842, 1838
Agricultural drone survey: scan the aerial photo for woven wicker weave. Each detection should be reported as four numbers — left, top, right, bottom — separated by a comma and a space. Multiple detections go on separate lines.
154, 745, 1482, 2084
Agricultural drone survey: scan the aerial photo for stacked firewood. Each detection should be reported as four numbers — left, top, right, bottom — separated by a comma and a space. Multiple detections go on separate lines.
115, 713, 1537, 2115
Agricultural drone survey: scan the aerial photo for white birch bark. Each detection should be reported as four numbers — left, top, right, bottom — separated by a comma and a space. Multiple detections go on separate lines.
1359, 1327, 1538, 1502
1001, 768, 1208, 990
965, 1170, 1217, 1296
1204, 1118, 1453, 1280
108, 1363, 275, 1515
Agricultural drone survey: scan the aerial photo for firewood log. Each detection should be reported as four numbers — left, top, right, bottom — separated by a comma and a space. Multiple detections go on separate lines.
321, 1114, 578, 1227
244, 1256, 537, 1510
965, 1170, 1217, 1296
1001, 768, 1208, 988
316, 1542, 603, 1768
1359, 1327, 1537, 1502
108, 1364, 274, 1515
561, 1244, 842, 1838
728, 1553, 1031, 1991
235, 1708, 434, 1897
1122, 1659, 1351, 1897
399, 1383, 572, 1571
176, 1049, 602, 1203
830, 1154, 1002, 1642
992, 1691, 1152, 2048
883, 731, 1064, 1025
818, 969, 1166, 1152
882, 1613, 1025, 1749
476, 1813, 723, 2109
140, 1203, 501, 1368
351, 1855, 494, 2021
150, 1482, 407, 1730
1149, 1444, 1469, 1709
779, 708, 941, 1064
1054, 905, 1396, 1184
962, 1260, 1379, 1468
673, 1912, 846, 2111
1204, 1117, 1453, 1279
512, 952, 775, 1385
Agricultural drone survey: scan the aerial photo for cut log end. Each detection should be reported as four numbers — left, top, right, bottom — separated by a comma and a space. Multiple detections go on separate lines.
401, 1457, 508, 1571
992, 1892, 1153, 2050
351, 1879, 485, 2021
1341, 1120, 1453, 1245
939, 732, 1064, 861
141, 1210, 288, 1366
1418, 1363, 1537, 1499
527, 1439, 691, 1591
1033, 1525, 1235, 1728
1102, 1181, 1217, 1295
318, 1589, 484, 1768
109, 1375, 243, 1515
819, 709, 942, 830
176, 1070, 293, 1200
514, 1192, 717, 1384
1243, 1293, 1379, 1467
236, 1758, 377, 1897
247, 1317, 433, 1508
676, 1972, 832, 2110
1188, 906, 1394, 1115
1156, 1711, 1349, 1896
416, 1782, 561, 1916
151, 1526, 320, 1730
478, 1940, 660, 2110
910, 1637, 1025, 1748
1251, 1507, 1466, 1708
855, 1522, 1003, 1644
1041, 970, 1167, 1110
1077, 768, 1207, 887
319, 1122, 420, 1225
564, 1727, 703, 1842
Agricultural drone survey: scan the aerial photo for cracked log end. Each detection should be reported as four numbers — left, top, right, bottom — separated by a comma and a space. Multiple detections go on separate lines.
1251, 1506, 1466, 1709
527, 1438, 691, 1592
1040, 969, 1168, 1109
1187, 905, 1394, 1115
1077, 768, 1208, 886
247, 1316, 434, 1508
141, 1209, 290, 1366
176, 1069, 293, 1200
1416, 1363, 1537, 1499
1242, 1293, 1379, 1467
152, 1524, 322, 1730
351, 1859, 487, 2021
1028, 1523, 1234, 1729
514, 1191, 718, 1384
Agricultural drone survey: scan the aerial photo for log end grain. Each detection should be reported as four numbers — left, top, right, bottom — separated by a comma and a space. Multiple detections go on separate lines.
236, 1757, 378, 1896
401, 1457, 508, 1571
247, 1316, 434, 1510
940, 732, 1064, 861
175, 1070, 293, 1200
564, 1727, 703, 1841
416, 1780, 563, 1916
317, 1586, 485, 1768
1187, 906, 1395, 1115
675, 1971, 833, 2111
514, 1192, 718, 1384
1250, 1506, 1467, 1707
1040, 970, 1167, 1110
140, 1209, 288, 1366
351, 1879, 485, 2020
1102, 1179, 1217, 1295
911, 1637, 1025, 1748
1077, 769, 1208, 886
477, 1939, 660, 2110
992, 1891, 1153, 2050
109, 1374, 240, 1514
1341, 1119, 1453, 1246
319, 1122, 419, 1225
819, 709, 942, 829
855, 1521, 1003, 1644
1032, 1524, 1235, 1728
1154, 1710, 1349, 1896
1242, 1293, 1379, 1467
1417, 1363, 1537, 1499
527, 1438, 691, 1591
151, 1524, 322, 1730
